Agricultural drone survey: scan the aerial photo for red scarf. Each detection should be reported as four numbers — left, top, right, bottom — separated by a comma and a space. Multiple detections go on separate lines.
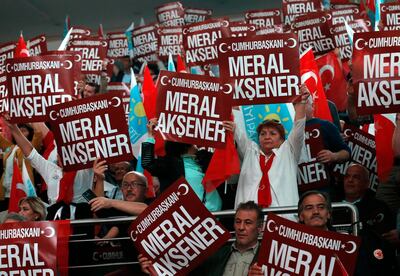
258, 153, 275, 208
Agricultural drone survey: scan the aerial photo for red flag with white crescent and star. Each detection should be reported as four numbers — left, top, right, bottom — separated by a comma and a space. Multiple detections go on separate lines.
316, 51, 348, 112
300, 48, 333, 122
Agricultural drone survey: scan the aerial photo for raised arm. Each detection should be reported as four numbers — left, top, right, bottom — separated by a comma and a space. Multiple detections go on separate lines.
92, 159, 108, 197
89, 197, 147, 215
3, 115, 33, 157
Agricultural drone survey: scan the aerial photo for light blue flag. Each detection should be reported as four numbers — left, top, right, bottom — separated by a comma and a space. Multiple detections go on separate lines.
22, 161, 36, 197
62, 15, 70, 39
344, 21, 354, 46
125, 22, 134, 57
242, 103, 294, 143
128, 68, 148, 157
168, 53, 176, 72
375, 0, 383, 31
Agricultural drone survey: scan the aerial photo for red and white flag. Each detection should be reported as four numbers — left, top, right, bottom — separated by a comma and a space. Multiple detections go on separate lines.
202, 132, 241, 192
8, 159, 26, 212
142, 65, 165, 156
316, 51, 348, 112
14, 33, 29, 58
300, 48, 333, 122
374, 113, 396, 182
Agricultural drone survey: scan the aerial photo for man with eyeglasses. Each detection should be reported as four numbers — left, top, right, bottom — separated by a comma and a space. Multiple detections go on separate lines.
89, 171, 148, 216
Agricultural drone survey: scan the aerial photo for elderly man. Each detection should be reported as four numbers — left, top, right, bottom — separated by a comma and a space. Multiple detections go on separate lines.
342, 163, 394, 235
139, 201, 263, 276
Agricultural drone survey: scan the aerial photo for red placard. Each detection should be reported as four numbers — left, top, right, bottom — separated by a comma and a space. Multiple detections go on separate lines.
381, 3, 400, 31
157, 26, 183, 60
0, 42, 15, 114
183, 18, 231, 67
0, 41, 16, 74
67, 37, 108, 84
27, 34, 48, 56
184, 8, 212, 24
297, 124, 329, 191
69, 26, 92, 39
155, 1, 185, 27
292, 11, 335, 56
217, 33, 300, 106
256, 25, 284, 35
352, 31, 400, 115
245, 9, 282, 29
282, 0, 322, 26
333, 124, 379, 191
330, 7, 361, 25
107, 82, 130, 122
129, 177, 231, 276
6, 55, 76, 123
48, 91, 132, 171
0, 220, 70, 276
229, 22, 257, 38
106, 32, 129, 58
258, 213, 360, 276
45, 50, 83, 97
132, 23, 159, 63
331, 19, 371, 60
156, 71, 232, 148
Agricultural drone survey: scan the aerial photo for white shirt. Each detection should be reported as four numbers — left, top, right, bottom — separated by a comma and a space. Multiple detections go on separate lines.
234, 117, 305, 209
26, 149, 94, 205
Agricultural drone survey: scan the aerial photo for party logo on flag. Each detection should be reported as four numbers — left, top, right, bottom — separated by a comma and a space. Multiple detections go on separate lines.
242, 103, 293, 143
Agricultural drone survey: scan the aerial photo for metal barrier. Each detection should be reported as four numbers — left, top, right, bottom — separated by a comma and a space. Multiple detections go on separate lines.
68, 202, 359, 272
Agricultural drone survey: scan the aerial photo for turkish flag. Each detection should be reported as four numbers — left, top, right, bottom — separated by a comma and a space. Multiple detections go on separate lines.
8, 159, 26, 212
316, 51, 348, 112
202, 132, 240, 192
142, 65, 165, 156
300, 48, 333, 122
177, 54, 187, 72
14, 33, 29, 58
374, 114, 396, 182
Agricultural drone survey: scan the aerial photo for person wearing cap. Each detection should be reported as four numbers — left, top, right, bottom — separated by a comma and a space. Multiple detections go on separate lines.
224, 84, 309, 210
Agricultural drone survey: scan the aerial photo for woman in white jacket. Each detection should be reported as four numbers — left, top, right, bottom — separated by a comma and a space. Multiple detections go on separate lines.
224, 84, 309, 209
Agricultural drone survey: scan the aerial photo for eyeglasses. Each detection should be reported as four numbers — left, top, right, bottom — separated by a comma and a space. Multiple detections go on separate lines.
122, 181, 146, 189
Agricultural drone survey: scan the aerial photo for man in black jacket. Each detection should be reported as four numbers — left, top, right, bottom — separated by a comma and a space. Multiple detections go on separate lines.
138, 201, 262, 276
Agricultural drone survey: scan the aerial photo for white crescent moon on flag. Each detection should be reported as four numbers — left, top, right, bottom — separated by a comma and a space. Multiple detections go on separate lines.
160, 75, 169, 86
221, 84, 233, 94
355, 38, 366, 50
344, 129, 352, 137
178, 183, 189, 195
344, 241, 357, 254
130, 231, 137, 241
43, 227, 56, 238
301, 71, 318, 88
49, 110, 58, 121
319, 64, 335, 80
311, 129, 320, 138
110, 96, 121, 107
64, 60, 73, 70
286, 38, 297, 48
219, 43, 228, 53
266, 220, 276, 232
